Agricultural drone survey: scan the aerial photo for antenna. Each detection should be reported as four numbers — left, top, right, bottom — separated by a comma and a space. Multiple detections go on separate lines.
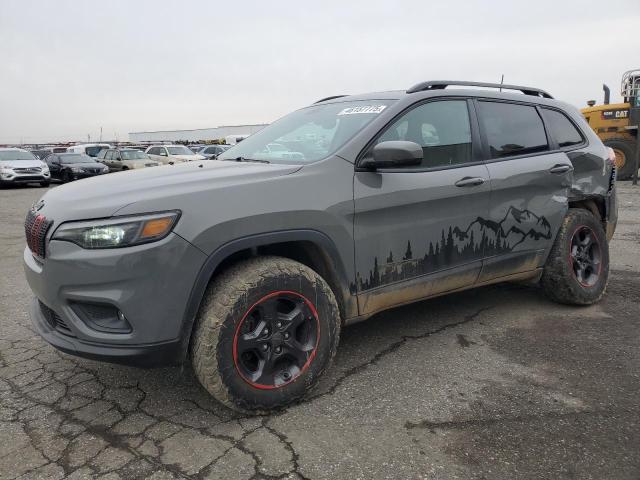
500, 74, 504, 92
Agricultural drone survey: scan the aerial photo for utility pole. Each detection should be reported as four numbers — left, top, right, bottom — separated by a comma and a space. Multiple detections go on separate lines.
499, 74, 504, 92
100, 127, 103, 142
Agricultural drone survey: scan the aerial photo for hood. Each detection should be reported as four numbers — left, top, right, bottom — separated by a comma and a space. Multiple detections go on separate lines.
0, 159, 46, 169
36, 160, 301, 224
173, 154, 206, 161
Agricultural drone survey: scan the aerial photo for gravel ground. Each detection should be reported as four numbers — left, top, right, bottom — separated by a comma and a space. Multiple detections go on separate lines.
1, 182, 639, 480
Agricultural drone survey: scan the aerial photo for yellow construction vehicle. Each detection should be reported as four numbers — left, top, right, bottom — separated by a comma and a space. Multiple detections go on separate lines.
582, 69, 640, 179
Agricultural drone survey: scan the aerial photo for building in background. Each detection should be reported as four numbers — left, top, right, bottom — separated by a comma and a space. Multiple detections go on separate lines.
128, 124, 267, 143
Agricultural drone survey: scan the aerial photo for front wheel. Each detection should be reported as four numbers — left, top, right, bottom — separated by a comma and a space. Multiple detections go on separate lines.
62, 171, 72, 183
40, 181, 50, 188
541, 208, 609, 305
191, 256, 341, 411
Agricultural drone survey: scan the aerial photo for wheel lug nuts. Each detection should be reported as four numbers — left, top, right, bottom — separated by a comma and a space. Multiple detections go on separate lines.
263, 328, 270, 336
275, 346, 282, 354
283, 332, 290, 340
282, 371, 291, 380
276, 321, 282, 328
261, 344, 268, 351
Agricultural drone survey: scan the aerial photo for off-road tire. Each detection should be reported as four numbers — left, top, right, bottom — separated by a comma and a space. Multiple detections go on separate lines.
191, 256, 341, 412
604, 138, 637, 180
541, 208, 609, 305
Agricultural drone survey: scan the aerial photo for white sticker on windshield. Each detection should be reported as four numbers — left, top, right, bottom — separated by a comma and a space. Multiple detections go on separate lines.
337, 105, 387, 116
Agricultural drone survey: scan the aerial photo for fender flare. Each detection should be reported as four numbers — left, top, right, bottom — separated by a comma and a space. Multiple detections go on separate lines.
176, 229, 351, 362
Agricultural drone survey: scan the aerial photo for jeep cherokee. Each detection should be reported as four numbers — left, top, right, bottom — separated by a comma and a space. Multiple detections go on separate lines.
24, 80, 618, 411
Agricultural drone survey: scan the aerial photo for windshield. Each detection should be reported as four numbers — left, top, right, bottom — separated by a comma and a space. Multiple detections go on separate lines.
121, 150, 148, 160
59, 154, 93, 164
167, 146, 195, 155
218, 100, 394, 164
86, 146, 108, 157
0, 150, 37, 161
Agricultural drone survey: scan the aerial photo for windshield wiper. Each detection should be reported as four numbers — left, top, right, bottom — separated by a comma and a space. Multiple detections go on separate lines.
226, 156, 270, 164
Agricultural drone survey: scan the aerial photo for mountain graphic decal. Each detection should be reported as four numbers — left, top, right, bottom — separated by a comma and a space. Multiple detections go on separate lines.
352, 206, 552, 293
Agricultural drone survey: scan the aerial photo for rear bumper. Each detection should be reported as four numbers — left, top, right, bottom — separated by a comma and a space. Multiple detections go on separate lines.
606, 181, 618, 241
30, 298, 182, 366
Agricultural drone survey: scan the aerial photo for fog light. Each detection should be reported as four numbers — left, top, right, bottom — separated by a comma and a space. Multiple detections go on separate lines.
70, 302, 132, 333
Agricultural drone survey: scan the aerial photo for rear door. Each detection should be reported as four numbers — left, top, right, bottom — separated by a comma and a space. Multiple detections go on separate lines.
475, 100, 573, 282
354, 99, 491, 316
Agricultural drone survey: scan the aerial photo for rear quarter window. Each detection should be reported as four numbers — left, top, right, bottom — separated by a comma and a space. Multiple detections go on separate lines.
478, 101, 548, 159
541, 108, 585, 148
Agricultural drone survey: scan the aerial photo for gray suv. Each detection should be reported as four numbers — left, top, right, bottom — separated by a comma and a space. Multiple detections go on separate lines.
24, 81, 617, 411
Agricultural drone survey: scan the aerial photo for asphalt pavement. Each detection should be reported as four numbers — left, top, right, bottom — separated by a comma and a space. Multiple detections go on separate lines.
1, 182, 639, 480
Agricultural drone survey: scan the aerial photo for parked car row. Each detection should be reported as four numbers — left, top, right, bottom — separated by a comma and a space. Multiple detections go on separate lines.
1, 141, 240, 188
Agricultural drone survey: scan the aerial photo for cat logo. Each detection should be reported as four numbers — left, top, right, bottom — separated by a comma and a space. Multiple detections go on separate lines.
601, 109, 629, 120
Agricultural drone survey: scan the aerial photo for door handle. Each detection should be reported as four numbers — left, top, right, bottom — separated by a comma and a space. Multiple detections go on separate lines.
455, 176, 485, 187
549, 164, 573, 174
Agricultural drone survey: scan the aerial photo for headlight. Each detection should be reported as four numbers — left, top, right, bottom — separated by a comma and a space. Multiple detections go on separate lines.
52, 211, 180, 249
70, 167, 84, 173
0, 167, 13, 174
42, 167, 50, 174
102, 165, 109, 172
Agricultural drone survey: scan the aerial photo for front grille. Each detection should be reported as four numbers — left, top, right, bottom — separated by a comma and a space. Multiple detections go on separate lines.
14, 167, 42, 173
39, 301, 75, 337
25, 209, 53, 258
15, 176, 44, 181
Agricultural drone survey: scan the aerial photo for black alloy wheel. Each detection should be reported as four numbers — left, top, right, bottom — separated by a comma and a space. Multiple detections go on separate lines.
233, 291, 319, 389
569, 225, 602, 287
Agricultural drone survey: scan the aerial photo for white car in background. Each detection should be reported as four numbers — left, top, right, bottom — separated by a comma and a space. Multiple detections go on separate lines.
0, 148, 51, 187
145, 145, 205, 165
67, 143, 113, 158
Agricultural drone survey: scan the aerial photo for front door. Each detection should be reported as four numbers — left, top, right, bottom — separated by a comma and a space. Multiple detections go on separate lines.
354, 99, 492, 316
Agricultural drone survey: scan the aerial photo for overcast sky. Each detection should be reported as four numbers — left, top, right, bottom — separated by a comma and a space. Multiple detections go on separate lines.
1, 0, 639, 143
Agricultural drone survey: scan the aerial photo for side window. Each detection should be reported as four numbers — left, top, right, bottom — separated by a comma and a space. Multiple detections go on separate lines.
148, 147, 158, 155
374, 100, 472, 168
105, 151, 113, 160
478, 101, 548, 158
160, 147, 168, 156
541, 108, 584, 148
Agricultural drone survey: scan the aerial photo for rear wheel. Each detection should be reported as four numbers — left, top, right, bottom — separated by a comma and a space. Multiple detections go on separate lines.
541, 208, 609, 305
191, 256, 341, 411
604, 138, 637, 180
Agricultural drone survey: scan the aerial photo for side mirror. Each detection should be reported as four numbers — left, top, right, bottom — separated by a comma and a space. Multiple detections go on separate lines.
361, 141, 423, 169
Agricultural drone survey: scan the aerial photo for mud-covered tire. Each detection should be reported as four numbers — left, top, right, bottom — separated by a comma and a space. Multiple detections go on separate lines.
191, 256, 341, 412
604, 138, 637, 180
541, 208, 609, 305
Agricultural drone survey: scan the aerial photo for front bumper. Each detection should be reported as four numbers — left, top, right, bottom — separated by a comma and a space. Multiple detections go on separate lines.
69, 171, 107, 180
0, 172, 50, 184
24, 232, 206, 366
30, 298, 183, 366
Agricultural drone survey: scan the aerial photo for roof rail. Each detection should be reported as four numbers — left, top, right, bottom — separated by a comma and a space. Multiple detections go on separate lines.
406, 80, 553, 99
314, 95, 348, 104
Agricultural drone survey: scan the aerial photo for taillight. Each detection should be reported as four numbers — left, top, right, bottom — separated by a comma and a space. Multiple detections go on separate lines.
606, 147, 617, 167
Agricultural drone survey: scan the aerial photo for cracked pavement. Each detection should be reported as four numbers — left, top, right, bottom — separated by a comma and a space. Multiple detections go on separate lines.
1, 183, 640, 480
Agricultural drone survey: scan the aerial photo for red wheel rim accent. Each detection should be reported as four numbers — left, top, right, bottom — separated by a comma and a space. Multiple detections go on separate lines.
232, 290, 320, 390
568, 224, 602, 288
